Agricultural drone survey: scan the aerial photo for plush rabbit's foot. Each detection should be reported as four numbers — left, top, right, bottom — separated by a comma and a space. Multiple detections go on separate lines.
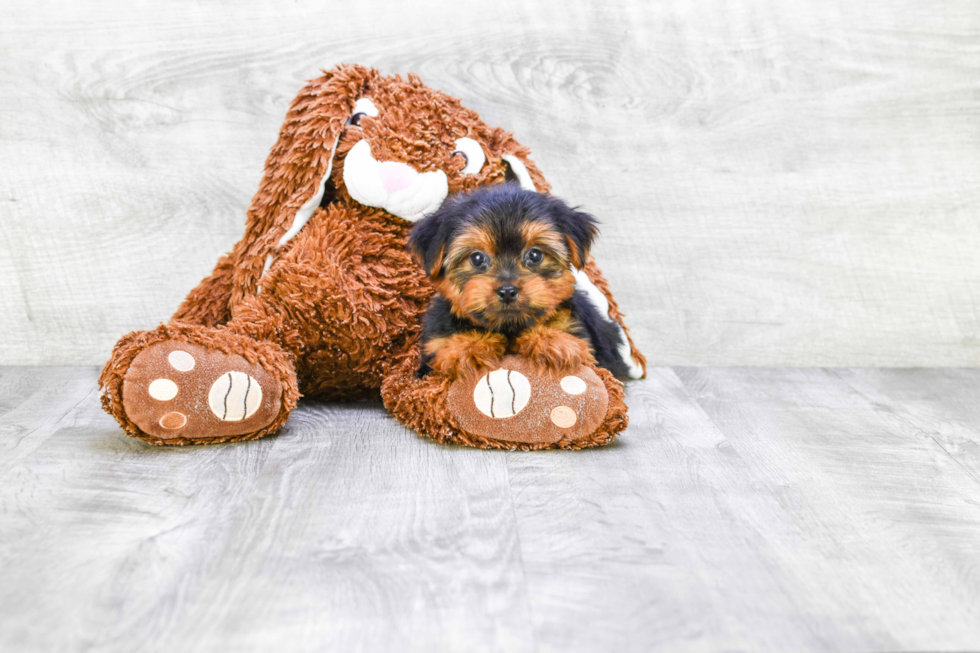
98, 321, 299, 446
121, 340, 283, 442
446, 355, 610, 447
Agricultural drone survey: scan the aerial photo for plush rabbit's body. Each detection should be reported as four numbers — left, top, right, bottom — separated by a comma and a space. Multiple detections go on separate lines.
99, 64, 644, 448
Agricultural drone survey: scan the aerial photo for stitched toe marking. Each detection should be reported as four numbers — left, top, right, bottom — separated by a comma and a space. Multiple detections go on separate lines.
473, 369, 531, 418
208, 372, 263, 421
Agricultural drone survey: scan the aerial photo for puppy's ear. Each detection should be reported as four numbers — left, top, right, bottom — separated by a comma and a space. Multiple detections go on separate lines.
407, 211, 452, 279
550, 202, 598, 269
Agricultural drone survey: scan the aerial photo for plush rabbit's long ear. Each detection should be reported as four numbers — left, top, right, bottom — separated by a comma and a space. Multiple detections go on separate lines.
486, 128, 551, 195
230, 64, 378, 301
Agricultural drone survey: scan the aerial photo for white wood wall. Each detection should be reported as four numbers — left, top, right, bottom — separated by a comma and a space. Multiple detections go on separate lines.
2, 0, 978, 366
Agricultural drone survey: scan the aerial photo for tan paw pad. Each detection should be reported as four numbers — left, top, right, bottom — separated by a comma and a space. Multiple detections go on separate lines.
560, 375, 587, 395
168, 350, 196, 371
550, 406, 577, 428
160, 412, 187, 430
148, 379, 178, 401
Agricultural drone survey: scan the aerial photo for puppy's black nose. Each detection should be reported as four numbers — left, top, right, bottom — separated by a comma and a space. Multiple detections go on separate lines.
496, 285, 519, 304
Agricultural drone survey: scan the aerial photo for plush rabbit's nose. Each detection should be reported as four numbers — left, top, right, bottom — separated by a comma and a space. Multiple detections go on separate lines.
343, 139, 448, 222
377, 161, 417, 194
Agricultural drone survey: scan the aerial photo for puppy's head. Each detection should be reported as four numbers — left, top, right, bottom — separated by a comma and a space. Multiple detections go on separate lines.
408, 184, 598, 331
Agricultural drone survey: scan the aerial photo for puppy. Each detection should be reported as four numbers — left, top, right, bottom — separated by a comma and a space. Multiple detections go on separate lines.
408, 184, 630, 381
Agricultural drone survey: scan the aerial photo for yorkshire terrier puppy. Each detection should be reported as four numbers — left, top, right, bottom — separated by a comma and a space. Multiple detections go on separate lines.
408, 184, 629, 381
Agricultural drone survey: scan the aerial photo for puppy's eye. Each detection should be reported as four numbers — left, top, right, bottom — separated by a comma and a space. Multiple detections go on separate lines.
469, 251, 490, 269
523, 247, 544, 267
453, 137, 486, 175
348, 97, 379, 127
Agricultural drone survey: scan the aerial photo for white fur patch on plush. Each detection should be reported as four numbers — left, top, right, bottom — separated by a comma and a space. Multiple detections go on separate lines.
573, 267, 644, 379
259, 132, 343, 287
344, 139, 448, 222
351, 97, 379, 119
453, 137, 486, 175
501, 154, 536, 191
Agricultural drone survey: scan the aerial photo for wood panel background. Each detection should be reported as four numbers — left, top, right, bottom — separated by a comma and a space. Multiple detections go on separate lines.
2, 0, 979, 366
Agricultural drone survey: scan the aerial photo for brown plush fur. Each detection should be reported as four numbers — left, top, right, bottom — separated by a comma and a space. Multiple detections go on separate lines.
99, 63, 645, 447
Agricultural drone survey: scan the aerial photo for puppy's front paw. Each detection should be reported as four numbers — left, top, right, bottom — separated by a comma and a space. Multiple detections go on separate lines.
426, 332, 507, 381
517, 326, 595, 376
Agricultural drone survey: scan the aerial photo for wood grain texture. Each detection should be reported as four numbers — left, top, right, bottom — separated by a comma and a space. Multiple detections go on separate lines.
1, 365, 979, 652
1, 0, 979, 366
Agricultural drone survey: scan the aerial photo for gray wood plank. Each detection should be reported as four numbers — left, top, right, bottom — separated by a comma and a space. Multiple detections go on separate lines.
833, 368, 980, 485
3, 365, 980, 651
674, 367, 980, 651
0, 366, 99, 476
147, 403, 533, 653
0, 369, 288, 652
2, 1, 980, 366
0, 368, 530, 653
0, 366, 79, 420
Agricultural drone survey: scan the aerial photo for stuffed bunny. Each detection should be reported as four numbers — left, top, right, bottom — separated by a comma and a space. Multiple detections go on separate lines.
99, 64, 645, 449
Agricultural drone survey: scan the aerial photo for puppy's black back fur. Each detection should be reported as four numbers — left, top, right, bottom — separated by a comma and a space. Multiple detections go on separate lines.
569, 290, 630, 380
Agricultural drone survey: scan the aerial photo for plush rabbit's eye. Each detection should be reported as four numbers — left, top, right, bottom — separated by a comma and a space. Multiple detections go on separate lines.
348, 97, 378, 127
453, 137, 486, 175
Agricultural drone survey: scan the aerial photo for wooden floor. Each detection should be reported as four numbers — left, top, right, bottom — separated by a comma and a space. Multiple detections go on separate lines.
2, 367, 979, 652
